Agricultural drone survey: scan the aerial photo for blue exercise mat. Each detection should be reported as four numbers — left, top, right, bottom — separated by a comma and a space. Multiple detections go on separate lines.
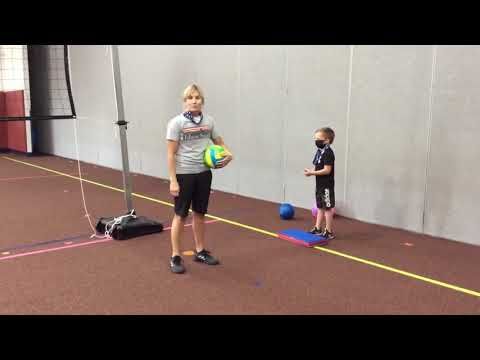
278, 229, 329, 247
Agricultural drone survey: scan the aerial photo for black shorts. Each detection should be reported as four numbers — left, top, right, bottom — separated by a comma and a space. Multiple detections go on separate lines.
316, 186, 335, 209
174, 170, 212, 218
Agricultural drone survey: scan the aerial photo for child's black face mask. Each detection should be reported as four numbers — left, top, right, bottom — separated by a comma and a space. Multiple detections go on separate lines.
315, 140, 326, 149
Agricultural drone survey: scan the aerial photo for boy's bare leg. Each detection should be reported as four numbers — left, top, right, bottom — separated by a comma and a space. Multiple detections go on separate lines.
316, 209, 325, 230
325, 208, 334, 233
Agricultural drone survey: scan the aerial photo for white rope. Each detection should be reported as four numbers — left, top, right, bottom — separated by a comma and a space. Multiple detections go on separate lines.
66, 45, 103, 239
104, 210, 136, 238
72, 116, 102, 238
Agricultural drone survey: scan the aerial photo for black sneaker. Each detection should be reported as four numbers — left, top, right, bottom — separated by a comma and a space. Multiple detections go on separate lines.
309, 227, 323, 235
170, 255, 186, 274
194, 249, 220, 265
321, 230, 336, 240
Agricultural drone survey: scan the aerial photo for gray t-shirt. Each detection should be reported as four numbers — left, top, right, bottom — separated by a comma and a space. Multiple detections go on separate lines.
166, 113, 221, 174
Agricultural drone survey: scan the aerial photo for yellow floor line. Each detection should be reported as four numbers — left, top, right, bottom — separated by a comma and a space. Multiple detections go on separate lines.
3, 155, 479, 298
313, 246, 480, 297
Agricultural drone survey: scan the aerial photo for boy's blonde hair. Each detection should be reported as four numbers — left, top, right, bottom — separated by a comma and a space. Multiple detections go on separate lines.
183, 83, 205, 104
315, 127, 335, 144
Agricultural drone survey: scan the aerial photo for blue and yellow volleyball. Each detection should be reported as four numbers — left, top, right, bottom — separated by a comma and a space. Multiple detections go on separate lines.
204, 144, 226, 168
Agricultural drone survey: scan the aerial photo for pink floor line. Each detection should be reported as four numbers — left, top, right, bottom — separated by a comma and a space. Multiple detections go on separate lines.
0, 174, 87, 182
0, 219, 220, 262
0, 238, 113, 261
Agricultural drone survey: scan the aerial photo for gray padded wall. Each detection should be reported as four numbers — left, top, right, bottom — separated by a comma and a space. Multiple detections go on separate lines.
345, 46, 432, 233
234, 46, 286, 202
284, 45, 350, 212
424, 46, 480, 245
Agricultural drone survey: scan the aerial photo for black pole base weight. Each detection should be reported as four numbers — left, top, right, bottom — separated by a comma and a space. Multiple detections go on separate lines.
95, 210, 164, 240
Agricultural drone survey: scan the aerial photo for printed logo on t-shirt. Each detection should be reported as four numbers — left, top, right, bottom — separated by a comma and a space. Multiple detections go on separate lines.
180, 126, 211, 141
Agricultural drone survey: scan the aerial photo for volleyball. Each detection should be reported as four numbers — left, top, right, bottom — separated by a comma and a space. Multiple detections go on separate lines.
204, 144, 226, 168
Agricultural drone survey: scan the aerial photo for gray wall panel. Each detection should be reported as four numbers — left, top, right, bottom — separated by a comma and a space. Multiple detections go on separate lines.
425, 46, 480, 245
346, 46, 432, 232
284, 45, 350, 211
235, 46, 285, 202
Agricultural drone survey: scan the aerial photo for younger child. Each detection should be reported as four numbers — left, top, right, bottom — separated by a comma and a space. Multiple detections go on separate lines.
304, 127, 336, 240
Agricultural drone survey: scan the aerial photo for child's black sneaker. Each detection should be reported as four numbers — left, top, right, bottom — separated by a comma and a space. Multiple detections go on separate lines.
309, 227, 323, 235
321, 229, 336, 240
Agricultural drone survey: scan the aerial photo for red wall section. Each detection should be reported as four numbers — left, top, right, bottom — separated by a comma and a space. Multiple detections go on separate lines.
4, 90, 27, 152
5, 90, 26, 117
0, 92, 7, 148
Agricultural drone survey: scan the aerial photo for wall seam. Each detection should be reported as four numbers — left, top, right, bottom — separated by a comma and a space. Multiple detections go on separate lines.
422, 45, 438, 234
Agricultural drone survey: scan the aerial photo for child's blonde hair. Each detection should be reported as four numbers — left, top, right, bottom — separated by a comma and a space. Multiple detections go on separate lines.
182, 83, 205, 104
315, 127, 335, 144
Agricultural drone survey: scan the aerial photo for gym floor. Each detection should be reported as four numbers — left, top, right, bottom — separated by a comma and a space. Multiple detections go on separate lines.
1, 153, 479, 314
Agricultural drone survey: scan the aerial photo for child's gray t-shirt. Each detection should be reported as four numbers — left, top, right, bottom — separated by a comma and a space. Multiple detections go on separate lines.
166, 113, 220, 174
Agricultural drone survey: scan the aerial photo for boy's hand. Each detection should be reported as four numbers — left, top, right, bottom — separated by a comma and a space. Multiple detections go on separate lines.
304, 168, 314, 177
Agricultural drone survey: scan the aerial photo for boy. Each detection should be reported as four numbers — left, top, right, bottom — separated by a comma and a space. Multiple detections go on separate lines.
166, 84, 233, 274
304, 127, 336, 240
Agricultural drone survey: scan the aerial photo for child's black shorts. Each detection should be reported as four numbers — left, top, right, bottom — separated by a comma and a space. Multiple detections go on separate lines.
316, 186, 335, 209
174, 170, 212, 218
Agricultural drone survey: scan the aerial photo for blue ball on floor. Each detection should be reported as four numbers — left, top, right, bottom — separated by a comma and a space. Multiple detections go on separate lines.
279, 203, 295, 220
